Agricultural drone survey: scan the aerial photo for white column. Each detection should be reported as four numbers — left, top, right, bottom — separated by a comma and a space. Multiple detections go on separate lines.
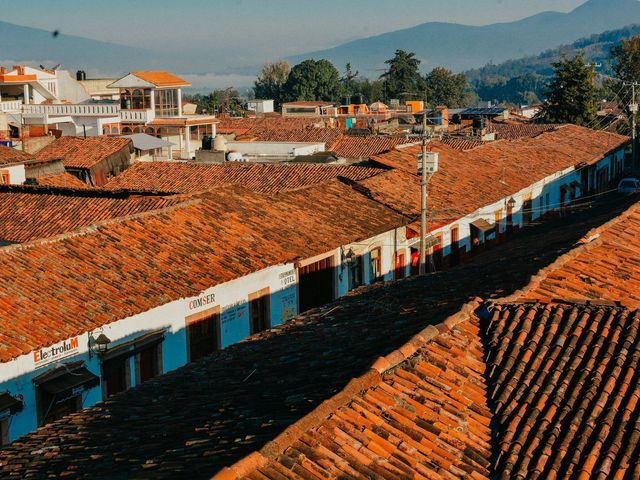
177, 89, 183, 117
23, 84, 30, 105
184, 126, 191, 158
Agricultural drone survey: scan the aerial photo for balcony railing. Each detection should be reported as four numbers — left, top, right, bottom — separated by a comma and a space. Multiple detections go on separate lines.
0, 100, 23, 113
120, 109, 155, 123
22, 103, 120, 117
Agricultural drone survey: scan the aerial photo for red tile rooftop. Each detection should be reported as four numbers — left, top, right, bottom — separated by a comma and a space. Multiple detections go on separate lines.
34, 136, 132, 169
33, 172, 92, 189
131, 70, 191, 87
0, 144, 33, 165
0, 180, 407, 364
371, 125, 629, 220
219, 300, 640, 480
512, 200, 640, 309
104, 162, 383, 194
0, 185, 180, 244
0, 193, 636, 479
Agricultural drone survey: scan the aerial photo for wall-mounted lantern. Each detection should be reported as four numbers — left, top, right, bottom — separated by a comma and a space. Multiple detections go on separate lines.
89, 333, 111, 358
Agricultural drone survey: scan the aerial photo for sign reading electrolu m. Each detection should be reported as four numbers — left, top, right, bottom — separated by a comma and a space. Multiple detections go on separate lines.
33, 337, 80, 368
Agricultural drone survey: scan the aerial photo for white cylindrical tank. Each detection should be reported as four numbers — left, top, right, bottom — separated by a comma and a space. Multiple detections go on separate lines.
227, 151, 245, 162
213, 135, 227, 152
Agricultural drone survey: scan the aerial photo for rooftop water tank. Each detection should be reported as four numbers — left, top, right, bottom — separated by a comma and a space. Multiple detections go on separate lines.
213, 135, 227, 152
227, 151, 244, 162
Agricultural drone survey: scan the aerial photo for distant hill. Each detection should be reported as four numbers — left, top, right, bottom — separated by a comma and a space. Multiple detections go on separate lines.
469, 24, 640, 105
0, 21, 159, 76
287, 0, 640, 75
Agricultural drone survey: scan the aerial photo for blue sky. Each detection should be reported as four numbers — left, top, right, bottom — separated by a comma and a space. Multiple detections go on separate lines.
1, 0, 587, 59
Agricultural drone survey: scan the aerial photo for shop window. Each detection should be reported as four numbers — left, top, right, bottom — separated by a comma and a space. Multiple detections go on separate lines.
348, 256, 363, 290
298, 256, 335, 313
101, 330, 165, 395
102, 356, 130, 398
186, 307, 220, 363
0, 392, 23, 446
136, 343, 162, 384
394, 252, 406, 280
0, 419, 7, 446
249, 288, 271, 335
370, 248, 382, 282
34, 363, 99, 426
450, 226, 460, 267
522, 198, 533, 225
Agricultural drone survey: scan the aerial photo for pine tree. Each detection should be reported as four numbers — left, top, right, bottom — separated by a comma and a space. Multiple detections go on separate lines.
536, 55, 597, 126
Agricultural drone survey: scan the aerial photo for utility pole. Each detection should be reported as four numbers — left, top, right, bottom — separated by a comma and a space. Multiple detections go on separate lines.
418, 112, 438, 275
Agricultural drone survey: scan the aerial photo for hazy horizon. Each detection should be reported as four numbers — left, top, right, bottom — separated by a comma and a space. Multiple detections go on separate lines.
0, 0, 591, 89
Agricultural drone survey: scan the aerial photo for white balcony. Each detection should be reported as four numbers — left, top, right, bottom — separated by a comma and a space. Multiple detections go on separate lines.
0, 100, 23, 113
120, 109, 155, 123
22, 103, 120, 117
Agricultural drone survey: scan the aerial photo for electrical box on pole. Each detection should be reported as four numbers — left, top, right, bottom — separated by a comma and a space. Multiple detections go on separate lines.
417, 152, 439, 176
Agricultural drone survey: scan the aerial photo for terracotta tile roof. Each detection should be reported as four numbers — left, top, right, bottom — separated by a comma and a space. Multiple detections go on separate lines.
219, 301, 493, 480
221, 302, 640, 480
216, 117, 324, 135
0, 145, 33, 165
371, 125, 629, 221
131, 70, 191, 87
34, 136, 132, 169
332, 135, 413, 159
1, 195, 634, 479
441, 136, 486, 151
486, 302, 640, 479
0, 180, 407, 364
512, 201, 640, 309
104, 162, 383, 194
0, 186, 180, 244
33, 172, 92, 189
488, 122, 559, 140
355, 168, 422, 217
249, 127, 342, 148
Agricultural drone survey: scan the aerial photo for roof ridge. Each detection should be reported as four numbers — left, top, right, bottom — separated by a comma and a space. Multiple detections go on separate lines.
499, 201, 640, 304
210, 297, 484, 480
0, 197, 199, 255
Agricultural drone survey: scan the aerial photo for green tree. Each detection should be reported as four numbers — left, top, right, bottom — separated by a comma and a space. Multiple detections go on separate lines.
611, 36, 640, 83
254, 60, 291, 109
341, 63, 360, 99
356, 78, 385, 103
282, 59, 341, 102
381, 50, 427, 101
424, 67, 469, 107
536, 55, 597, 125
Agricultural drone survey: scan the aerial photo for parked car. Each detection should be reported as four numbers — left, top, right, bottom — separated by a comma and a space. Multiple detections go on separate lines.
617, 178, 640, 195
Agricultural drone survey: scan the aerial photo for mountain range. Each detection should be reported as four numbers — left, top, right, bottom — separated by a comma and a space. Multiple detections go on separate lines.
1, 0, 640, 87
288, 0, 640, 75
467, 24, 640, 105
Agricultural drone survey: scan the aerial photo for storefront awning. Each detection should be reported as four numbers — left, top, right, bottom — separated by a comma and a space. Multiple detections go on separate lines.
470, 218, 495, 233
0, 392, 23, 418
34, 364, 99, 400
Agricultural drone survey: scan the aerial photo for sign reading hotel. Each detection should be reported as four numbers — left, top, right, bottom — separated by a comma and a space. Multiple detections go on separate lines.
33, 336, 80, 368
